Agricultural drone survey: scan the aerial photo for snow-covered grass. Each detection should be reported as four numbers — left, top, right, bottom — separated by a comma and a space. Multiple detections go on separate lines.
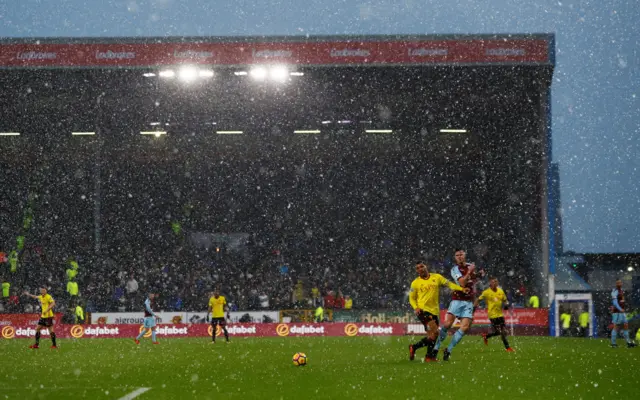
0, 336, 636, 399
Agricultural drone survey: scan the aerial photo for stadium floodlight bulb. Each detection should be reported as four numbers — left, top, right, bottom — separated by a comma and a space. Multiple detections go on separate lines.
178, 66, 198, 82
159, 69, 175, 78
249, 67, 268, 80
290, 71, 304, 76
140, 131, 167, 136
234, 71, 248, 76
216, 130, 244, 135
143, 72, 156, 77
294, 130, 321, 134
269, 66, 289, 82
199, 69, 214, 78
440, 128, 467, 133
71, 132, 96, 136
0, 132, 21, 136
365, 129, 393, 133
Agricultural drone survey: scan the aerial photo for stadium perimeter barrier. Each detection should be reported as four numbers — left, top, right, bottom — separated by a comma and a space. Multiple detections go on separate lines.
0, 313, 63, 326
335, 309, 549, 336
1, 309, 548, 339
87, 311, 281, 325
83, 308, 546, 326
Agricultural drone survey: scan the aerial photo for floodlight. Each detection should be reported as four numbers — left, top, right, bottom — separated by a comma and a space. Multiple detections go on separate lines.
250, 67, 268, 80
178, 66, 198, 82
270, 66, 289, 82
159, 70, 175, 78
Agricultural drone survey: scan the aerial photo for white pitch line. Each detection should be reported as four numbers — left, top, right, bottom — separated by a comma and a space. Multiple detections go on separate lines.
117, 387, 151, 400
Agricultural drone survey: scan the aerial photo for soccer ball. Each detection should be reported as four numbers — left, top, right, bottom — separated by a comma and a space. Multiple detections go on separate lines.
292, 352, 307, 366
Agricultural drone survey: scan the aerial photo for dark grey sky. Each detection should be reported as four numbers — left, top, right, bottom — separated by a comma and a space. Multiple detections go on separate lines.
1, 0, 638, 253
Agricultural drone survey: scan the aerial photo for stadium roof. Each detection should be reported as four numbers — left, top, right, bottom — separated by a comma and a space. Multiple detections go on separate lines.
0, 34, 555, 69
555, 263, 592, 292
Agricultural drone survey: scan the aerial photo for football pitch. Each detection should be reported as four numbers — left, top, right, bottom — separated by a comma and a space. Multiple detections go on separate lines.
0, 336, 636, 400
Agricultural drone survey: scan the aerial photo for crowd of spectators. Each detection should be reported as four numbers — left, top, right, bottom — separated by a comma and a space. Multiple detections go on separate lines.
1, 130, 540, 315
1, 242, 536, 315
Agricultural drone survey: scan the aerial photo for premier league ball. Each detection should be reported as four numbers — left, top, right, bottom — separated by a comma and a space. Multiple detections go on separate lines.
292, 352, 307, 366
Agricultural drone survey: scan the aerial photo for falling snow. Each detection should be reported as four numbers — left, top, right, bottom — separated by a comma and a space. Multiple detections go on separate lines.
0, 0, 638, 399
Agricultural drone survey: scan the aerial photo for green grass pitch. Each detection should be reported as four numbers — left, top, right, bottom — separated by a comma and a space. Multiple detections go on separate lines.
0, 336, 636, 399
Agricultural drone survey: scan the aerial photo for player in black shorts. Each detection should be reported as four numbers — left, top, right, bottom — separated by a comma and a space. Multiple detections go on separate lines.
208, 289, 230, 343
490, 317, 506, 328
211, 317, 226, 328
417, 311, 440, 337
411, 311, 441, 361
417, 311, 439, 329
409, 262, 468, 362
24, 287, 58, 349
475, 278, 514, 352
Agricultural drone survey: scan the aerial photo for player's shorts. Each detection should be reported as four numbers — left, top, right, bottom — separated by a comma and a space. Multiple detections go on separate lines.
211, 317, 226, 326
416, 311, 439, 330
490, 317, 506, 328
447, 300, 474, 319
38, 317, 54, 327
612, 313, 628, 325
143, 316, 156, 329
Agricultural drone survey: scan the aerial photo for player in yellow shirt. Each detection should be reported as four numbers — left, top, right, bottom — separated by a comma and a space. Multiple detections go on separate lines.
474, 277, 514, 352
208, 288, 230, 343
408, 262, 468, 362
23, 287, 57, 349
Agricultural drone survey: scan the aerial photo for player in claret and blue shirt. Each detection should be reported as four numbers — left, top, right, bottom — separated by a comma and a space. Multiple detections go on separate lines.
610, 279, 636, 348
434, 249, 484, 361
135, 293, 160, 345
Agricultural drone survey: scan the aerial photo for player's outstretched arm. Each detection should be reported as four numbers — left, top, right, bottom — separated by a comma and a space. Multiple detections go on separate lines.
441, 276, 466, 293
22, 291, 39, 300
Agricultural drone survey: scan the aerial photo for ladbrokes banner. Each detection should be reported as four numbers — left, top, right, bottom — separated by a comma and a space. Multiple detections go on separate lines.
0, 39, 551, 68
